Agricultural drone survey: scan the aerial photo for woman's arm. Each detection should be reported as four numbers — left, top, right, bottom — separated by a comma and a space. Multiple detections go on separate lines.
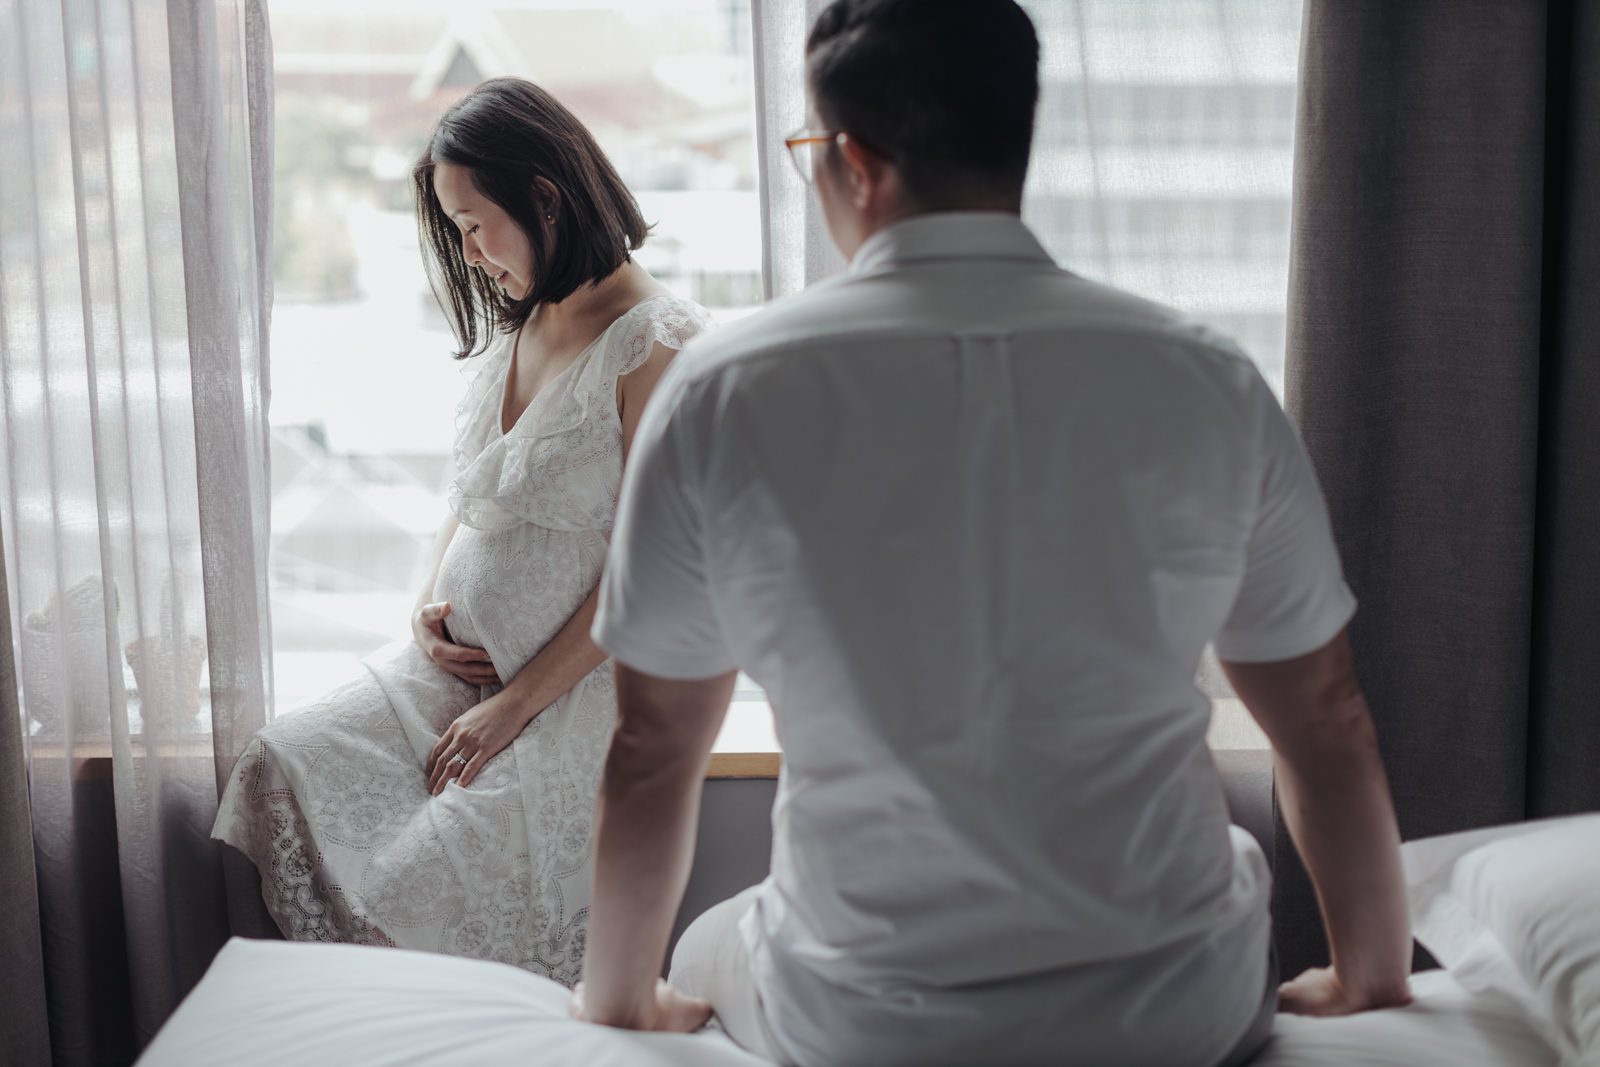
615, 340, 678, 438
426, 342, 683, 793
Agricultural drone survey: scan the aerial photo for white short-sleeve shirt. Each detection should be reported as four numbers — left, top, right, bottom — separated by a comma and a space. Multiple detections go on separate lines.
594, 213, 1355, 1066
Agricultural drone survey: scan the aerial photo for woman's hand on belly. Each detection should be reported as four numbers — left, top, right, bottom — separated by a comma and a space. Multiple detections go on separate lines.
425, 687, 539, 795
412, 601, 500, 686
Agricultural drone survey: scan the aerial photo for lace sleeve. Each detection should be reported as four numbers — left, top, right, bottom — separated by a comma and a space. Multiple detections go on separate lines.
610, 295, 716, 380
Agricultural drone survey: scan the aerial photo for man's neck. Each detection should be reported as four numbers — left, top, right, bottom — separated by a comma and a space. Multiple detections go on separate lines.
850, 194, 1025, 259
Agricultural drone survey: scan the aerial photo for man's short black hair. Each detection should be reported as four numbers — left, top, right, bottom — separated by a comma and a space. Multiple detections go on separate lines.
806, 0, 1040, 205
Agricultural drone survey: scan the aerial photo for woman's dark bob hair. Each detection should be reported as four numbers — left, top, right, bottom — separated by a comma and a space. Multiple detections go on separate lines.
413, 77, 649, 359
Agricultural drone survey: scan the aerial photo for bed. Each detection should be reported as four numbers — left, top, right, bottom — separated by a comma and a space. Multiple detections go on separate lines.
140, 814, 1599, 1066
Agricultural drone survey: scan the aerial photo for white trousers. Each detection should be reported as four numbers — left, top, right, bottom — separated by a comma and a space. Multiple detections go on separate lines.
669, 886, 781, 1063
669, 886, 1277, 1067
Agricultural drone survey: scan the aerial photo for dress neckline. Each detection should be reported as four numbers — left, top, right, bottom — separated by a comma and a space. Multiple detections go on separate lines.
495, 293, 675, 438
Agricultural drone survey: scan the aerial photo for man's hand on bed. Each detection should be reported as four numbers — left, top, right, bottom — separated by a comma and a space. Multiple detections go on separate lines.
567, 978, 713, 1033
1279, 965, 1413, 1017
425, 689, 535, 795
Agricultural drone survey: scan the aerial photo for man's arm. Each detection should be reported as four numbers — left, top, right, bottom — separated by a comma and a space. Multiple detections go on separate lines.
1221, 628, 1412, 1016
577, 664, 738, 1029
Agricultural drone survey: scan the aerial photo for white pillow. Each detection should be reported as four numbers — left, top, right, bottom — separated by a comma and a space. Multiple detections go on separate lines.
1404, 813, 1600, 1066
138, 938, 772, 1067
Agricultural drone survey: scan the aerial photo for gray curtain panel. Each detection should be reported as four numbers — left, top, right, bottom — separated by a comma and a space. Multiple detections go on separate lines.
1279, 0, 1600, 976
0, 525, 50, 1067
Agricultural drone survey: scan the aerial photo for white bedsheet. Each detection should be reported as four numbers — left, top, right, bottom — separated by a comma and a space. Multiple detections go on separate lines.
138, 939, 768, 1067
1252, 970, 1557, 1067
140, 939, 1558, 1066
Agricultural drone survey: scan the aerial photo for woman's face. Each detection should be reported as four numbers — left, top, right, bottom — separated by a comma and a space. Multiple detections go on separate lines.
432, 161, 536, 300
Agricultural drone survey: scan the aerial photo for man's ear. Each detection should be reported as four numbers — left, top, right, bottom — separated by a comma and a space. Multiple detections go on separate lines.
836, 133, 890, 211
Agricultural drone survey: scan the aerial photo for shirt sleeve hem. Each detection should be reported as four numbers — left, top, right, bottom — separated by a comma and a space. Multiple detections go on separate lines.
1213, 593, 1357, 665
592, 624, 739, 682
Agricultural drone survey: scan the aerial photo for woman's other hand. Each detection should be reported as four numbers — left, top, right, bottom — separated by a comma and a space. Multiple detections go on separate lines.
425, 688, 538, 795
412, 601, 499, 686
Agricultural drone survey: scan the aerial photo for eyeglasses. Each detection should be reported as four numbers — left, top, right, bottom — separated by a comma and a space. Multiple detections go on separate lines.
783, 127, 840, 184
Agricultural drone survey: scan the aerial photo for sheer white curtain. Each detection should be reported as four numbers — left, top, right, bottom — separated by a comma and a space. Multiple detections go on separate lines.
751, 0, 1302, 393
0, 0, 274, 1061
751, 0, 845, 298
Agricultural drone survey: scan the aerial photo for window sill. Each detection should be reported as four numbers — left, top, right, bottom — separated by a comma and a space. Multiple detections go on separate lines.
706, 752, 780, 779
709, 697, 779, 778
28, 700, 1257, 786
702, 698, 1268, 780
31, 735, 782, 782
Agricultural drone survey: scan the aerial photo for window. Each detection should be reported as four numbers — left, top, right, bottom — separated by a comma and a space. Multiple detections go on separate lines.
267, 0, 1304, 756
1021, 0, 1304, 748
266, 0, 767, 757
1024, 0, 1301, 402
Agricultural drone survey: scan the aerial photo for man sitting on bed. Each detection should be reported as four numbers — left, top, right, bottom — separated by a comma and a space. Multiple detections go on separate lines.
572, 1, 1413, 1063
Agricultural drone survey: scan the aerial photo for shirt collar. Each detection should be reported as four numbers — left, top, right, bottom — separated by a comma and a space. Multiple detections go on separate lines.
847, 211, 1055, 276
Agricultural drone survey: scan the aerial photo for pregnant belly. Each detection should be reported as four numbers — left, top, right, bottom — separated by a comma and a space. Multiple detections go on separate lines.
433, 522, 604, 676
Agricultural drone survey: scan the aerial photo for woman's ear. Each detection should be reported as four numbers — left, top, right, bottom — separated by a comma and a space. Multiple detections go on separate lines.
532, 177, 562, 221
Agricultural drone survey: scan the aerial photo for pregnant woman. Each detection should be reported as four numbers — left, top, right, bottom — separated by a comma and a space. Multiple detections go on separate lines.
214, 77, 712, 984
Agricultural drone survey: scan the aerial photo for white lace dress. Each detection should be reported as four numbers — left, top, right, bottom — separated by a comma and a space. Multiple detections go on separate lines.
214, 295, 712, 984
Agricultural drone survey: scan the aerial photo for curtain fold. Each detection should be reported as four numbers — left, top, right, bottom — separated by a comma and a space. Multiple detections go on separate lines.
0, 522, 51, 1067
1280, 0, 1600, 976
750, 0, 844, 299
1526, 0, 1600, 821
0, 0, 275, 1061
